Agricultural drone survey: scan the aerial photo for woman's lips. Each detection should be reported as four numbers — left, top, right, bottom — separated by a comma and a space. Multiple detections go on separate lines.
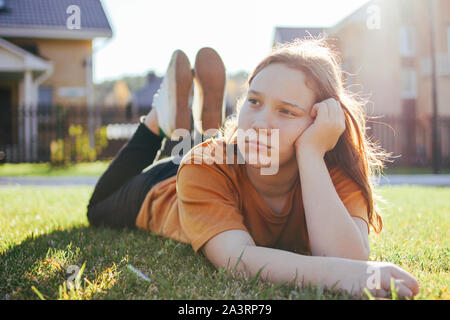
245, 139, 270, 150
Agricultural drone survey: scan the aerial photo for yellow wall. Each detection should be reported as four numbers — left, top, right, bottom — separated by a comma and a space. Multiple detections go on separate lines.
9, 38, 92, 106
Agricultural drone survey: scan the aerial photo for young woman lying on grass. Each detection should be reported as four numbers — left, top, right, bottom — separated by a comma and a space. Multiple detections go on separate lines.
86, 39, 419, 299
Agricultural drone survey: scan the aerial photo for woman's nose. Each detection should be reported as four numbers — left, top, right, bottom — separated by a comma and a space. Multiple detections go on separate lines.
251, 107, 272, 133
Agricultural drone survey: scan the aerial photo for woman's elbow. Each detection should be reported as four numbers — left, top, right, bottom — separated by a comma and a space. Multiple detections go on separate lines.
201, 229, 257, 270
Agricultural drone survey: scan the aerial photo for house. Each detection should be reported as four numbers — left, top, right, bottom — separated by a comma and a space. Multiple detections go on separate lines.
273, 0, 450, 166
272, 26, 327, 46
0, 0, 112, 162
103, 80, 131, 109
131, 71, 163, 116
329, 0, 450, 165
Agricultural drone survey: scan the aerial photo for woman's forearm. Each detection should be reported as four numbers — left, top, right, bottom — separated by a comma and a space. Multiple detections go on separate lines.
296, 148, 367, 260
227, 244, 366, 295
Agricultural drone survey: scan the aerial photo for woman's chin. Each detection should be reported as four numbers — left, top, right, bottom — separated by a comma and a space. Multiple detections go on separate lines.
244, 151, 276, 168
237, 145, 283, 169
245, 160, 272, 169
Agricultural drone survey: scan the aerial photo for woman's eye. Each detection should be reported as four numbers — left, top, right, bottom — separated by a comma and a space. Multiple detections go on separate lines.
248, 98, 259, 105
280, 109, 296, 116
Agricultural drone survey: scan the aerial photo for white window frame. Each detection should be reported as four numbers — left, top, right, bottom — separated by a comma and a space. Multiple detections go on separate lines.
400, 26, 415, 57
401, 68, 417, 99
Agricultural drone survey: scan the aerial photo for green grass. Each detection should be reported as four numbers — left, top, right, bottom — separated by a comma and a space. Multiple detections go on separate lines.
2, 162, 449, 177
0, 186, 448, 300
0, 162, 110, 177
383, 166, 450, 175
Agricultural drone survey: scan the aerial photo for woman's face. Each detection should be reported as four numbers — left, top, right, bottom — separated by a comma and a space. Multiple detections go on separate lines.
237, 63, 317, 170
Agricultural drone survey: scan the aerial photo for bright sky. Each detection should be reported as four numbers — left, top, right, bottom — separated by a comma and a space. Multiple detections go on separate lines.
93, 0, 370, 83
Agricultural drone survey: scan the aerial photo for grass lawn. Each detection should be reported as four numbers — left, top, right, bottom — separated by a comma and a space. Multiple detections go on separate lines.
383, 166, 450, 175
0, 185, 448, 300
0, 162, 110, 177
1, 162, 450, 177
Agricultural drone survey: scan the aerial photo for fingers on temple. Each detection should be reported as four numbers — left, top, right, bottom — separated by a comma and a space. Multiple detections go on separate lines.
325, 98, 343, 125
312, 99, 344, 124
317, 102, 329, 120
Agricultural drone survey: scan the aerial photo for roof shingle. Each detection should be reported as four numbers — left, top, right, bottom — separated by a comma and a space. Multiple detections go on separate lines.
0, 0, 112, 32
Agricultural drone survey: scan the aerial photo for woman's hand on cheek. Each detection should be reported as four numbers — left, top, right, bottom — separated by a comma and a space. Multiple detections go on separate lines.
294, 98, 346, 158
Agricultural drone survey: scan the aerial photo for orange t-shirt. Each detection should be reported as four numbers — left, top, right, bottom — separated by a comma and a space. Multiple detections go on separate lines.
135, 137, 369, 255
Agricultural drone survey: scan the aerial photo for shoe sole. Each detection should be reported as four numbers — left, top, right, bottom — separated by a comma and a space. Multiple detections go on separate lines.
194, 47, 226, 133
169, 50, 193, 136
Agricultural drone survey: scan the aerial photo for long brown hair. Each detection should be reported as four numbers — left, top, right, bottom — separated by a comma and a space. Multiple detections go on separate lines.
219, 37, 387, 233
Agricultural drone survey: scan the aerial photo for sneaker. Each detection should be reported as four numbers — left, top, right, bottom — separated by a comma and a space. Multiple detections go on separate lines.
192, 47, 226, 135
152, 50, 193, 139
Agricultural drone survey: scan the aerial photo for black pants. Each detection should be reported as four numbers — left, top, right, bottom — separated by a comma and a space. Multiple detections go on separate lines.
87, 122, 182, 230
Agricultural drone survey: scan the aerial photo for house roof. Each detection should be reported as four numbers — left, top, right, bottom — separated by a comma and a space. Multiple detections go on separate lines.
0, 37, 53, 81
0, 0, 112, 39
273, 27, 327, 45
132, 72, 163, 109
0, 37, 51, 70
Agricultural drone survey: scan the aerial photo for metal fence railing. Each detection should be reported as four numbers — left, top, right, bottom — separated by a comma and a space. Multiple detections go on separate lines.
367, 115, 450, 167
0, 105, 142, 164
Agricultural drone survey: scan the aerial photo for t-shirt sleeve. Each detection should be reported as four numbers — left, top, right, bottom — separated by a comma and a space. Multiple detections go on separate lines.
329, 166, 370, 231
176, 163, 249, 253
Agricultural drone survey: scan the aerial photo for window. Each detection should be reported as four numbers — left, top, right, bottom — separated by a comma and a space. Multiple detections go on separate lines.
448, 26, 450, 55
400, 26, 415, 57
401, 68, 417, 99
38, 86, 53, 112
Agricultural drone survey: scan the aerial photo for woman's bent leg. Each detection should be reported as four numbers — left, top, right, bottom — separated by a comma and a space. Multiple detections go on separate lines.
87, 156, 180, 229
87, 119, 166, 228
87, 49, 195, 229
88, 120, 163, 208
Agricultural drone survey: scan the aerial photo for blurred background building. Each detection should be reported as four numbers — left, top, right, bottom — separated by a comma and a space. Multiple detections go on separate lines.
274, 0, 450, 168
0, 0, 112, 162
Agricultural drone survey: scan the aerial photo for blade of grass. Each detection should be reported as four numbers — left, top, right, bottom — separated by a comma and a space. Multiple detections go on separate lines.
364, 288, 375, 300
391, 278, 398, 300
250, 264, 267, 287
31, 286, 46, 300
